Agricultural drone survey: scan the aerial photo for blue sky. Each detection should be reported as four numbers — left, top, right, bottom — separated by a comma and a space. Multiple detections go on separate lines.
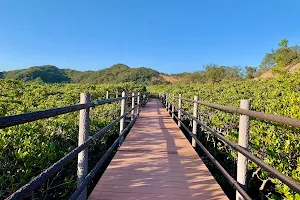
0, 0, 299, 74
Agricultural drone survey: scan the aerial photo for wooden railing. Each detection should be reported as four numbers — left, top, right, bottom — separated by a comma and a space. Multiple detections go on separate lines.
160, 93, 300, 200
0, 91, 149, 200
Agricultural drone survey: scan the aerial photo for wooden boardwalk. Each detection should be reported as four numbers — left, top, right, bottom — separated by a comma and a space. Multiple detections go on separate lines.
89, 98, 228, 200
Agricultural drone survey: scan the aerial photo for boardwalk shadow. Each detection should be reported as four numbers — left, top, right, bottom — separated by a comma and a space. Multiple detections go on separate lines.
89, 99, 228, 200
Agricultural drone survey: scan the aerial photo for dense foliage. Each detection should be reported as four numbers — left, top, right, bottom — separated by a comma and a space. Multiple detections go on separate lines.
169, 64, 260, 84
0, 80, 145, 199
149, 73, 300, 199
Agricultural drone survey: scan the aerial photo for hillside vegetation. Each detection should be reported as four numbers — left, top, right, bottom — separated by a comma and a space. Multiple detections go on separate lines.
259, 39, 300, 79
1, 64, 167, 85
0, 64, 257, 85
3, 65, 70, 83
260, 62, 300, 79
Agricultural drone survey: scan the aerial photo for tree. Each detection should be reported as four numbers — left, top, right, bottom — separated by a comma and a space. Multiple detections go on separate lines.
245, 66, 257, 79
224, 66, 241, 80
203, 64, 243, 83
278, 38, 289, 48
272, 39, 294, 74
32, 77, 44, 84
259, 53, 275, 73
205, 64, 225, 82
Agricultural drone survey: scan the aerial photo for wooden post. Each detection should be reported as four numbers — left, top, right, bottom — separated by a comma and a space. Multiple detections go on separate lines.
143, 94, 146, 105
236, 100, 250, 200
166, 94, 168, 111
77, 93, 90, 200
116, 91, 118, 98
169, 94, 171, 112
119, 91, 126, 145
192, 95, 198, 148
168, 94, 171, 112
178, 94, 182, 127
137, 92, 140, 114
106, 91, 109, 99
131, 92, 135, 120
171, 94, 174, 118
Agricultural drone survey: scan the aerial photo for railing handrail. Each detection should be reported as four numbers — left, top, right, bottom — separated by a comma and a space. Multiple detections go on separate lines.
4, 91, 149, 200
161, 94, 300, 196
0, 96, 135, 129
6, 104, 141, 200
173, 95, 300, 128
179, 107, 300, 193
108, 92, 141, 96
173, 112, 251, 200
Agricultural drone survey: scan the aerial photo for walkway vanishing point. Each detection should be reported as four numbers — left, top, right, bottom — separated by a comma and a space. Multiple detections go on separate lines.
89, 98, 228, 200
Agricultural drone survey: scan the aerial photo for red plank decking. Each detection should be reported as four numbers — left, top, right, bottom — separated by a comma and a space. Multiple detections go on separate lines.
89, 98, 228, 200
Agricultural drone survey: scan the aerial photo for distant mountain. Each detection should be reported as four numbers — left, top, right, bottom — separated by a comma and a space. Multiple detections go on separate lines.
1, 64, 168, 84
3, 65, 71, 83
3, 39, 300, 85
4, 61, 299, 85
0, 64, 262, 85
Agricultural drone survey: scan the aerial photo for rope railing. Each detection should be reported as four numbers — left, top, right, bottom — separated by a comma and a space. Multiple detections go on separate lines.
160, 93, 300, 199
3, 91, 148, 200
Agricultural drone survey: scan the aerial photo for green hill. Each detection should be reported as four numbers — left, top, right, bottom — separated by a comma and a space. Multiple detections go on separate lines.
3, 65, 71, 83
0, 64, 251, 85
1, 64, 167, 84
